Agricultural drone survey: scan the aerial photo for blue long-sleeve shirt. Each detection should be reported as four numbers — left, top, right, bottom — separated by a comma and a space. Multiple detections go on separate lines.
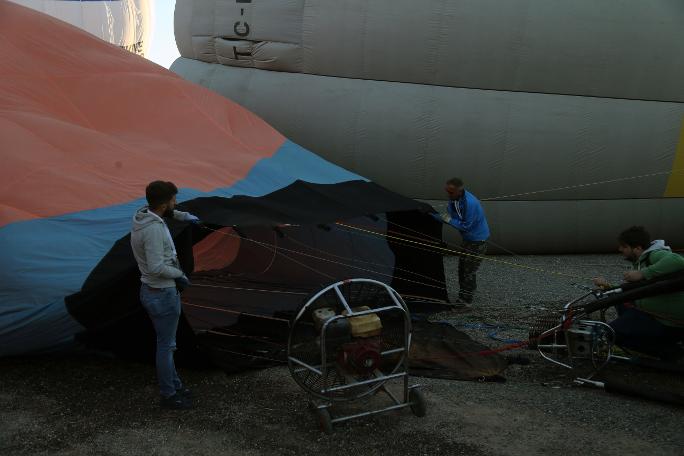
446, 190, 490, 242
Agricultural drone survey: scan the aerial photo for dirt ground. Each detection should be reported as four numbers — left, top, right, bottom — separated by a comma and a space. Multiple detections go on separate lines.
1, 353, 682, 456
2, 255, 683, 456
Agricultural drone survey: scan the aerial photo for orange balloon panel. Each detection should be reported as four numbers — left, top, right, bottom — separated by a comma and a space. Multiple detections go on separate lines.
0, 0, 285, 227
193, 228, 241, 272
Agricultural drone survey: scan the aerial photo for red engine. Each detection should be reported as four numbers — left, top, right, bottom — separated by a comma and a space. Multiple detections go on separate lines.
337, 338, 382, 376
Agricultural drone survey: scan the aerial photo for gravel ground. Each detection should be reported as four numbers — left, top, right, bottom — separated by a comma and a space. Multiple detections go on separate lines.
1, 254, 683, 456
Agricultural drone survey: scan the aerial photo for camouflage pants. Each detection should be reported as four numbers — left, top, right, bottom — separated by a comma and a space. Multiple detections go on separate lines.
458, 241, 487, 303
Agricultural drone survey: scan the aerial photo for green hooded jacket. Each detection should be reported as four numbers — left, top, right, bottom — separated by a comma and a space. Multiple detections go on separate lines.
633, 240, 684, 328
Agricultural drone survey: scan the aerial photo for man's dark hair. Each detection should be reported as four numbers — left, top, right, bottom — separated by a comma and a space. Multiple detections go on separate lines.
446, 177, 464, 187
618, 226, 651, 249
146, 181, 178, 209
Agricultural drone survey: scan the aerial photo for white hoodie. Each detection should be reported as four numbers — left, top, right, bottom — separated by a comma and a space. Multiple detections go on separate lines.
130, 207, 195, 288
637, 239, 671, 269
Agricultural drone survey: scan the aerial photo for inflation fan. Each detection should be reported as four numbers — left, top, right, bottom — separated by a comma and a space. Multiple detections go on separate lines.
527, 273, 684, 406
287, 279, 426, 433
529, 289, 619, 372
530, 271, 684, 373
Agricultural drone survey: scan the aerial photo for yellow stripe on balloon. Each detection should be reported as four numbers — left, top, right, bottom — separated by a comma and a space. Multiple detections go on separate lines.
665, 116, 684, 197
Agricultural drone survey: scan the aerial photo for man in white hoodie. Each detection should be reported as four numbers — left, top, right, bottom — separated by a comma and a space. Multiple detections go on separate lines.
131, 181, 200, 409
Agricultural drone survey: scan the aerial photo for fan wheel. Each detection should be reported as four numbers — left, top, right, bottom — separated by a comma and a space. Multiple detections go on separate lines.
313, 406, 333, 434
409, 388, 427, 417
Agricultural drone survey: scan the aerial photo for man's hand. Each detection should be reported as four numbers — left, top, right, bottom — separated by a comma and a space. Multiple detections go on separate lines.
175, 275, 191, 292
623, 270, 645, 282
431, 212, 451, 223
592, 277, 610, 289
186, 214, 202, 225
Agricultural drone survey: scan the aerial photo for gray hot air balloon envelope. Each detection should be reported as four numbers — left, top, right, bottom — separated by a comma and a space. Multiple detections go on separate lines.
171, 0, 684, 252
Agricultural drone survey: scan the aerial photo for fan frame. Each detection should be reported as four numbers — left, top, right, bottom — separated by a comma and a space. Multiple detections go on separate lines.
287, 278, 426, 433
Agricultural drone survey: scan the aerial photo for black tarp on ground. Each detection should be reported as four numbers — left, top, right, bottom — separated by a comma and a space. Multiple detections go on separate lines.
409, 321, 508, 381
198, 319, 509, 381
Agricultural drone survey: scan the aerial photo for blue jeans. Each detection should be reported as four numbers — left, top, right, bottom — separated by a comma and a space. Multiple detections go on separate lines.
140, 284, 183, 397
610, 303, 684, 360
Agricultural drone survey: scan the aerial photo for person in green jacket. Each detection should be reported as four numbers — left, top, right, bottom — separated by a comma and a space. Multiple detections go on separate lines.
593, 226, 684, 361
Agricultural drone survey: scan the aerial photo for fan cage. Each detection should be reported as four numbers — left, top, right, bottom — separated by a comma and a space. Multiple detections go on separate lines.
288, 279, 411, 402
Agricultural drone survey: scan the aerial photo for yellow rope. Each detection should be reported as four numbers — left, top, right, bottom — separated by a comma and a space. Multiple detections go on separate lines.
482, 168, 684, 201
335, 222, 593, 281
202, 226, 447, 291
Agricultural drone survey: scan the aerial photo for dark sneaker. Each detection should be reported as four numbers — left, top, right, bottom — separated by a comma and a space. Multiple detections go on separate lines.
160, 393, 192, 410
457, 295, 474, 305
449, 298, 469, 308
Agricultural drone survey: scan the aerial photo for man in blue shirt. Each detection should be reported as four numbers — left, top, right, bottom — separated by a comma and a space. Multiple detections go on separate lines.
434, 177, 490, 305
